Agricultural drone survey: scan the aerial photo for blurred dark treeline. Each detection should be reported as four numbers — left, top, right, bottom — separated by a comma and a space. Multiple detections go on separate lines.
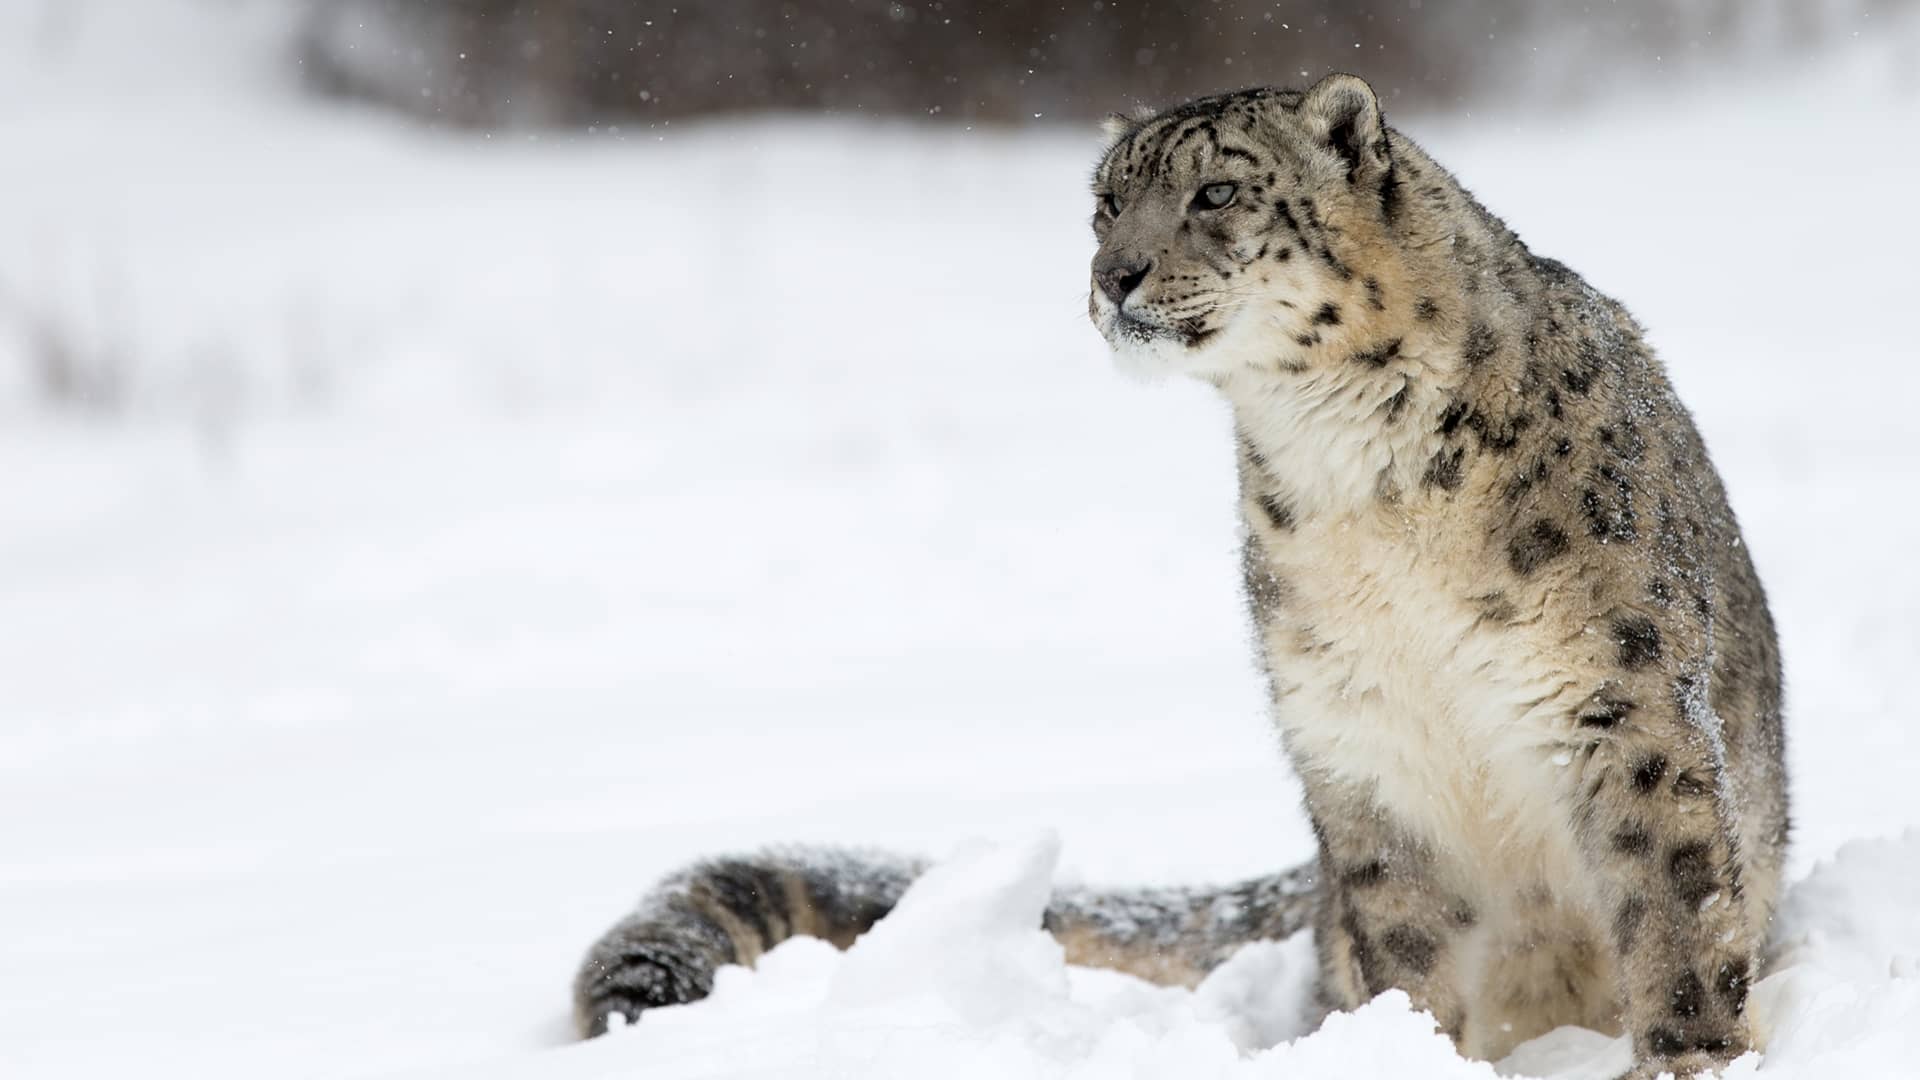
297, 0, 1910, 128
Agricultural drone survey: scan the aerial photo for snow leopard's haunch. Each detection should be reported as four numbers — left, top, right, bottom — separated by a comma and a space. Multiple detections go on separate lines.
575, 73, 1784, 1080
571, 849, 1320, 1036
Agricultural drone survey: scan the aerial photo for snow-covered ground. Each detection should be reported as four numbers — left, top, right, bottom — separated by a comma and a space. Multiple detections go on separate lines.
3, 4, 1919, 1078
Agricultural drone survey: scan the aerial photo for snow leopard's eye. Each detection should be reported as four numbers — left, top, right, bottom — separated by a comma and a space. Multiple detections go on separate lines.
1192, 183, 1237, 211
1099, 192, 1121, 217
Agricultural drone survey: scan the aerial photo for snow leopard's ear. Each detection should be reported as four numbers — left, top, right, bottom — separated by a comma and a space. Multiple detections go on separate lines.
1298, 74, 1390, 187
1099, 105, 1158, 150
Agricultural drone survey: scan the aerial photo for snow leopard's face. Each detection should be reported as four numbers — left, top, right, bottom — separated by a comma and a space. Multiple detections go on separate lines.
1088, 75, 1402, 382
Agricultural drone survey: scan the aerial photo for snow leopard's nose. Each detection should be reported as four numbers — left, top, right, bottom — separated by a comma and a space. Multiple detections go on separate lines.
1094, 257, 1151, 305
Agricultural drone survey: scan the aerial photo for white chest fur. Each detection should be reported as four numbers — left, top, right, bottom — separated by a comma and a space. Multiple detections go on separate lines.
1231, 369, 1589, 884
1261, 519, 1584, 876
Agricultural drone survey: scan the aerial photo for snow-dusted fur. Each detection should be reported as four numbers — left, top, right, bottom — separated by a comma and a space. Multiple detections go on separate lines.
574, 74, 1784, 1080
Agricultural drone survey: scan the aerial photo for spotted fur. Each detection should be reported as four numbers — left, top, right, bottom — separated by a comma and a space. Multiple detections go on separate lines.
573, 74, 1784, 1080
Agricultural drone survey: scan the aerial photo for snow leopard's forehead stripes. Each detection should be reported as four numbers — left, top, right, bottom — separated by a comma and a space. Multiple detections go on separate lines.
1096, 87, 1303, 190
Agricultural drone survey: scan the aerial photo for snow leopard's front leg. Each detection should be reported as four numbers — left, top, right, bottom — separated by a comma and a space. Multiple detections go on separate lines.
1303, 769, 1477, 1045
1560, 677, 1758, 1079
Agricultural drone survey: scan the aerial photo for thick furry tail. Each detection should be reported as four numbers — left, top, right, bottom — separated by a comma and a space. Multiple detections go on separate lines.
571, 848, 923, 1036
572, 847, 1320, 1037
1045, 859, 1321, 986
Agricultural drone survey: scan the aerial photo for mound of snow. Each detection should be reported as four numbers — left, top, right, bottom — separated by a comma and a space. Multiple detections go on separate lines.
829, 833, 1068, 1025
1745, 830, 1920, 1076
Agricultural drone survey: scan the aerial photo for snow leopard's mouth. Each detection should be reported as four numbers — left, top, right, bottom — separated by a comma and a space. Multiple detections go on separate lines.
1107, 309, 1215, 349
1109, 311, 1165, 343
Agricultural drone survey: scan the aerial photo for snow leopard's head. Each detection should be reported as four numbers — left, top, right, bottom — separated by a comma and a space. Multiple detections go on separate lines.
1088, 74, 1416, 382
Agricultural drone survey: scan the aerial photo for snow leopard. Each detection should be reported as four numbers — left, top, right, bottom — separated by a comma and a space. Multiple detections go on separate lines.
572, 73, 1786, 1080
